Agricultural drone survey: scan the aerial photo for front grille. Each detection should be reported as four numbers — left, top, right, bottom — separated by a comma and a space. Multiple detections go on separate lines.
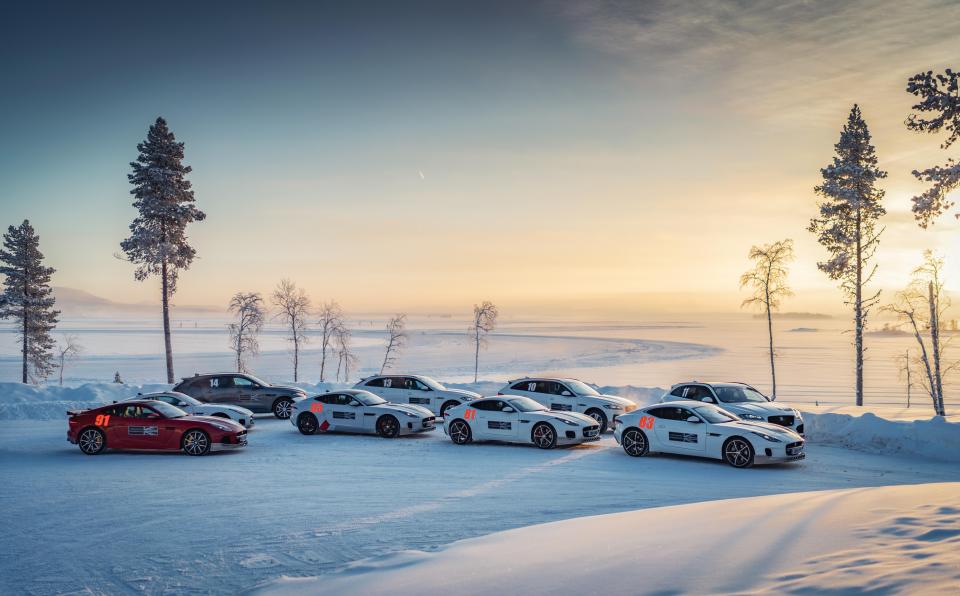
796, 424, 804, 435
422, 417, 435, 428
583, 425, 600, 438
786, 441, 803, 456
768, 415, 795, 427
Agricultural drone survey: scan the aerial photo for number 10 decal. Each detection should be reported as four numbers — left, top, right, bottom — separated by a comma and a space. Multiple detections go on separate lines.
464, 408, 476, 421
639, 416, 654, 429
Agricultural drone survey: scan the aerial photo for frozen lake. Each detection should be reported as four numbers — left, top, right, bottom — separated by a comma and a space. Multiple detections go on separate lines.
0, 312, 954, 410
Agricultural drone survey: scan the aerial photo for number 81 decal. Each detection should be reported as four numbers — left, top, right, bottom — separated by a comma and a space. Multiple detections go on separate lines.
464, 408, 476, 421
638, 416, 654, 429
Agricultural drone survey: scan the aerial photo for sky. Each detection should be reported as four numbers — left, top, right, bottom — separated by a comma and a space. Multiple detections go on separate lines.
1, 0, 958, 316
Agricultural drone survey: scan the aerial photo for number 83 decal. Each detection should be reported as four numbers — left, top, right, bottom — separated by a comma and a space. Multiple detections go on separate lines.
638, 416, 654, 429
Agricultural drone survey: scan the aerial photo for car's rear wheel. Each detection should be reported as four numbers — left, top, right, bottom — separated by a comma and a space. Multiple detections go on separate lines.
297, 412, 319, 435
622, 428, 648, 457
273, 398, 294, 419
440, 400, 460, 417
532, 422, 557, 449
585, 408, 608, 433
182, 429, 211, 456
78, 427, 106, 455
377, 415, 400, 438
449, 419, 472, 444
723, 437, 754, 468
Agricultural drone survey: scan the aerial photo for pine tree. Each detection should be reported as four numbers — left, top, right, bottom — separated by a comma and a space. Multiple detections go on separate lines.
808, 105, 887, 406
0, 220, 60, 383
120, 117, 206, 383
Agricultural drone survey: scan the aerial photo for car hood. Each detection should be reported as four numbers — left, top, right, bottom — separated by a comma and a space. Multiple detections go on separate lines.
594, 394, 635, 408
721, 402, 797, 416
721, 420, 802, 441
443, 388, 481, 400
545, 410, 597, 426
376, 403, 434, 418
267, 385, 308, 396
198, 403, 254, 416
183, 415, 245, 431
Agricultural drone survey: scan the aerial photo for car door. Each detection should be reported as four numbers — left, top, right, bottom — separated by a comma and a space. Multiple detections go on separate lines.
230, 375, 261, 408
114, 404, 165, 449
327, 394, 363, 432
472, 399, 519, 441
540, 381, 574, 412
651, 406, 706, 453
202, 375, 235, 405
404, 377, 434, 408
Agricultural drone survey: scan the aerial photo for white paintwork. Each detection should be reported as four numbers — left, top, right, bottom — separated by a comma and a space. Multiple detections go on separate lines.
291, 389, 436, 436
354, 374, 480, 416
443, 396, 601, 448
614, 401, 804, 466
496, 377, 636, 431
661, 381, 804, 435
123, 391, 256, 428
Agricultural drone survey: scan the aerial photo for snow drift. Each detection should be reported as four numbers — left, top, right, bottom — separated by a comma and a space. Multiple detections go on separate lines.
259, 482, 960, 595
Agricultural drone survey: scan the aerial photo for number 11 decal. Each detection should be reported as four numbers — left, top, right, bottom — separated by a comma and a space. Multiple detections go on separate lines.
464, 408, 476, 421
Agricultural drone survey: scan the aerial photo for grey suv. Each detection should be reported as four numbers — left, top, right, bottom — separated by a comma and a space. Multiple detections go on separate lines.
172, 373, 307, 419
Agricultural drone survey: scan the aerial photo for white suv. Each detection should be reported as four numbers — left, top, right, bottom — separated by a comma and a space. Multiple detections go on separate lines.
497, 377, 636, 433
661, 381, 804, 435
353, 374, 480, 417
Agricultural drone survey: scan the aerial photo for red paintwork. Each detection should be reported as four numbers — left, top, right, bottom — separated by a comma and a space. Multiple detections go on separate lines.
67, 400, 246, 453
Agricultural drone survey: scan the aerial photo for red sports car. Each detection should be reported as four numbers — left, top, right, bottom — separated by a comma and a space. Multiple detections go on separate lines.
67, 400, 247, 456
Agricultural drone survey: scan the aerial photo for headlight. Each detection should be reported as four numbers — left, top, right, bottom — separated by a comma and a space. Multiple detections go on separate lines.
404, 412, 417, 418
603, 404, 624, 410
740, 413, 764, 421
210, 422, 232, 431
750, 431, 782, 443
553, 418, 578, 426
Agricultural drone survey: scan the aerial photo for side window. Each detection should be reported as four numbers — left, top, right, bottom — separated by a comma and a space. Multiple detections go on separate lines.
211, 376, 233, 389
472, 400, 498, 411
389, 377, 406, 389
676, 408, 696, 422
233, 376, 254, 388
119, 404, 143, 418
337, 394, 355, 406
382, 378, 393, 388
410, 379, 430, 391
511, 381, 532, 392
320, 394, 338, 405
555, 383, 572, 396
155, 395, 177, 405
647, 407, 671, 419
670, 386, 686, 397
365, 378, 384, 388
533, 381, 552, 394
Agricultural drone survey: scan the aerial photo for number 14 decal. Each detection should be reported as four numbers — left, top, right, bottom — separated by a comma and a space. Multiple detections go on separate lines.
638, 416, 654, 429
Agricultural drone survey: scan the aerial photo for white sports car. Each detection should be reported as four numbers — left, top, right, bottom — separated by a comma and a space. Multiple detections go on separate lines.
444, 396, 601, 449
291, 389, 436, 438
497, 377, 636, 433
613, 401, 805, 468
662, 381, 804, 435
124, 391, 256, 429
353, 374, 480, 417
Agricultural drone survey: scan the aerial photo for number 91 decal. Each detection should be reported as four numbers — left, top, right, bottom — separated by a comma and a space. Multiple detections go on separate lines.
95, 414, 111, 427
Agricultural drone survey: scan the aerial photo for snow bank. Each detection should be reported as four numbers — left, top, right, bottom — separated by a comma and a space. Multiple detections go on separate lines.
259, 482, 960, 595
0, 381, 173, 420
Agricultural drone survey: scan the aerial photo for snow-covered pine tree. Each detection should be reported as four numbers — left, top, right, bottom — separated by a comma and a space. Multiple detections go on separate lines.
905, 68, 960, 226
808, 105, 887, 407
0, 220, 60, 383
120, 117, 206, 383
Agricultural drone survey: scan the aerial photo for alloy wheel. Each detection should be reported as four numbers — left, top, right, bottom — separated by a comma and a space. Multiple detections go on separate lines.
623, 429, 647, 457
79, 429, 104, 454
532, 424, 555, 449
450, 420, 470, 444
725, 438, 752, 468
274, 399, 294, 419
183, 430, 210, 456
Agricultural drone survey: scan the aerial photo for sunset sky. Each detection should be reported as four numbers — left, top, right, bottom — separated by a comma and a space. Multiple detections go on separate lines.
1, 0, 958, 315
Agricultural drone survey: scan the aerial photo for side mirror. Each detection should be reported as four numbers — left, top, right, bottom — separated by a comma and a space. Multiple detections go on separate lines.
145, 413, 160, 419
502, 407, 515, 413
176, 401, 187, 407
686, 416, 702, 424
701, 396, 715, 404
251, 384, 261, 390
561, 391, 573, 397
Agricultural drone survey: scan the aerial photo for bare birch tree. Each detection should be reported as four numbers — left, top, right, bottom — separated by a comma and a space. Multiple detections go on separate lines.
334, 323, 357, 382
227, 292, 265, 373
739, 239, 794, 400
894, 349, 912, 408
469, 301, 498, 383
883, 251, 953, 416
317, 300, 343, 382
55, 334, 83, 386
272, 279, 311, 382
380, 314, 407, 374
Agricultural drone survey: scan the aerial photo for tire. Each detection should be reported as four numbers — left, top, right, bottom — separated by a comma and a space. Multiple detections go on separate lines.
440, 400, 460, 417
376, 415, 400, 438
78, 427, 106, 455
449, 419, 472, 445
297, 412, 319, 435
723, 437, 755, 468
531, 422, 557, 450
182, 429, 211, 456
273, 398, 294, 419
585, 408, 608, 434
621, 428, 649, 457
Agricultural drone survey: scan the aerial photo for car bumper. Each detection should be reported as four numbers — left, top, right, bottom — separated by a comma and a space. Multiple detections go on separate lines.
754, 441, 805, 464
400, 419, 437, 435
211, 432, 247, 451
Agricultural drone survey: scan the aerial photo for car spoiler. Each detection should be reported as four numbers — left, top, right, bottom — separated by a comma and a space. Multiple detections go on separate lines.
66, 409, 84, 417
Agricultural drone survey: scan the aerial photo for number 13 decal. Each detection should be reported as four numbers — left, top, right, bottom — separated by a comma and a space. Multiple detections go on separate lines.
639, 416, 654, 429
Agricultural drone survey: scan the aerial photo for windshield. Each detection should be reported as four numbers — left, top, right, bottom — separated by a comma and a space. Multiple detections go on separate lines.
169, 393, 200, 406
694, 405, 740, 424
714, 386, 769, 404
149, 402, 188, 418
565, 380, 599, 396
508, 397, 548, 412
418, 376, 445, 390
355, 392, 387, 406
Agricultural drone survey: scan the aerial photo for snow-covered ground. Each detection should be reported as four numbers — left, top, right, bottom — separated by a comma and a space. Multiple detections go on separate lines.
261, 482, 960, 595
1, 402, 958, 595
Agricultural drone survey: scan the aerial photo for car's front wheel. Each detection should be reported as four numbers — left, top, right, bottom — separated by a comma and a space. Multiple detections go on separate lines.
377, 415, 400, 438
532, 422, 557, 449
449, 419, 472, 445
621, 428, 649, 457
273, 398, 294, 419
297, 412, 319, 435
78, 427, 106, 455
182, 429, 211, 456
585, 408, 608, 433
723, 437, 755, 468
440, 400, 460, 417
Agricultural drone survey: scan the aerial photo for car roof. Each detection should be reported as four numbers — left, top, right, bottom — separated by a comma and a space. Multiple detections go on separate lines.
182, 372, 252, 379
506, 377, 582, 384
670, 381, 754, 389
